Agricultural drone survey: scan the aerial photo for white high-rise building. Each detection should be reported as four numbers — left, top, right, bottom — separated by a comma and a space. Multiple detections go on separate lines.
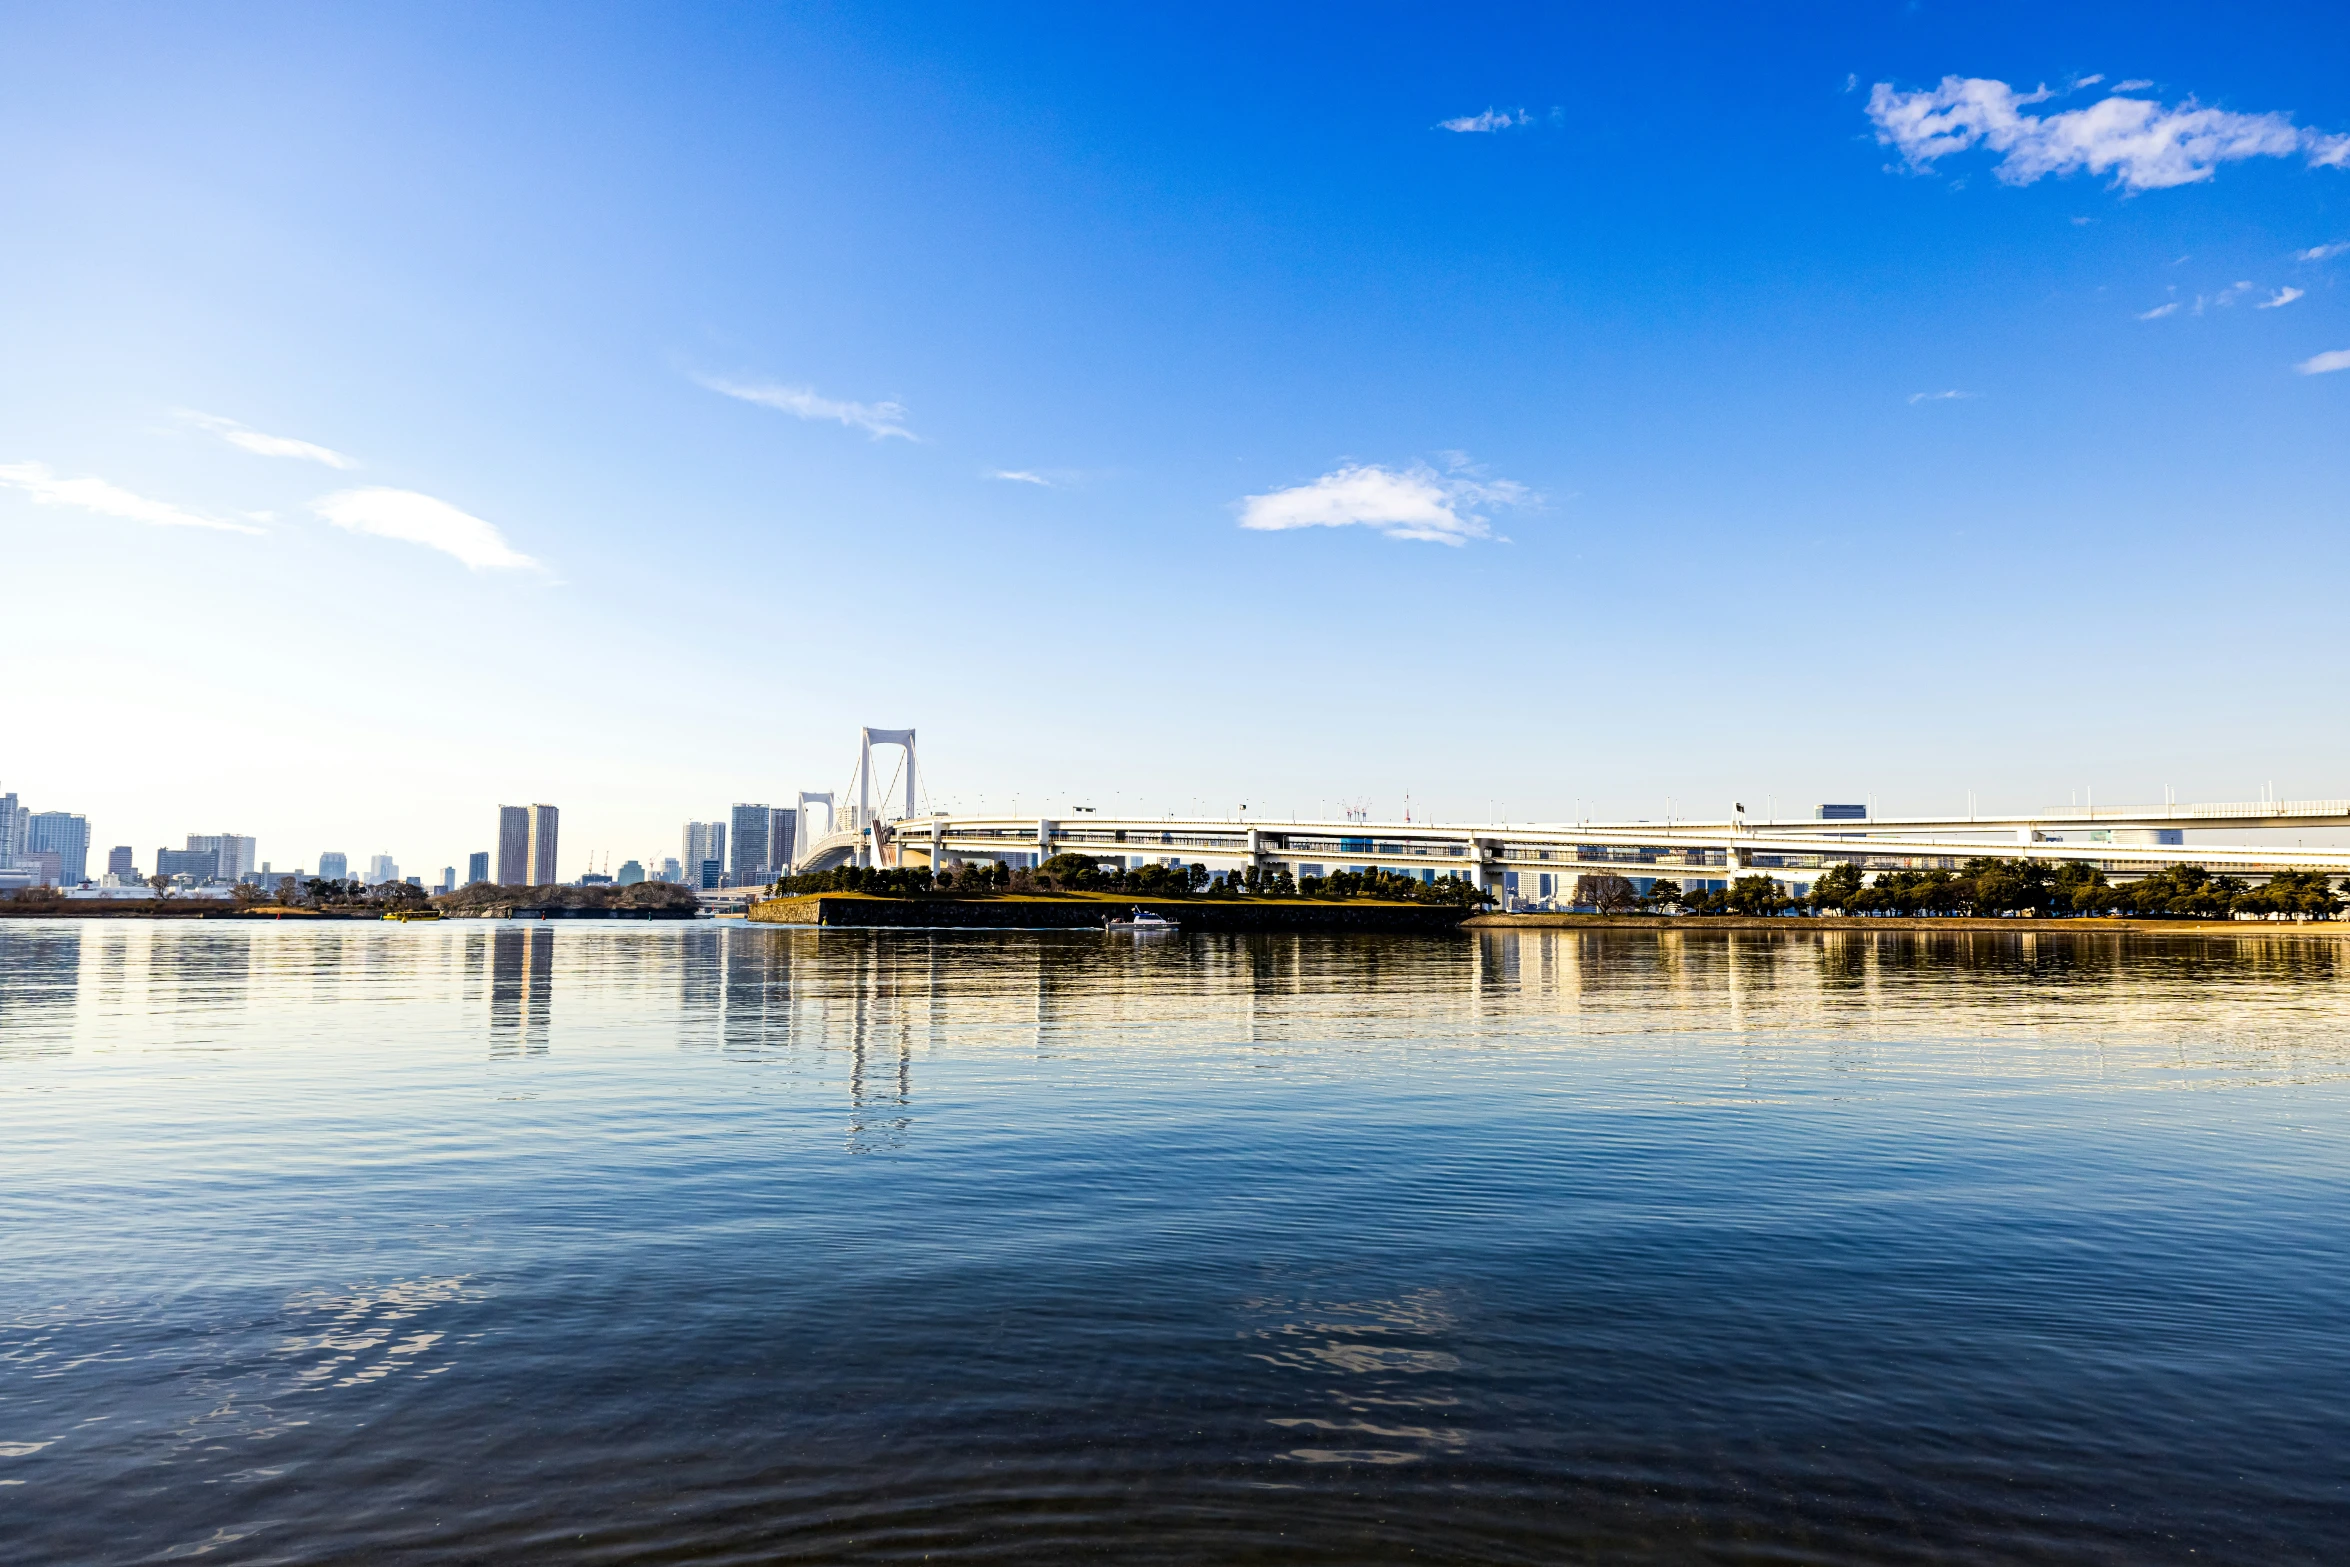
319, 851, 349, 881
527, 804, 559, 885
366, 853, 399, 885
683, 821, 727, 887
189, 834, 258, 882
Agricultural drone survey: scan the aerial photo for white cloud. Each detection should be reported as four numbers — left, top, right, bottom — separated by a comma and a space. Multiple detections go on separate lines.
178, 410, 356, 468
2297, 349, 2350, 375
2214, 280, 2255, 305
311, 488, 538, 570
2137, 301, 2182, 319
2258, 286, 2305, 309
697, 375, 915, 440
1438, 108, 1530, 133
0, 461, 260, 534
1237, 460, 1530, 546
2298, 242, 2349, 261
988, 469, 1052, 486
1908, 389, 1977, 403
1867, 76, 2350, 190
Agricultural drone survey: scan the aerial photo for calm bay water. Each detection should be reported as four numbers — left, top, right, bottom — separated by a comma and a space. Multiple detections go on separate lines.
4, 919, 2348, 1564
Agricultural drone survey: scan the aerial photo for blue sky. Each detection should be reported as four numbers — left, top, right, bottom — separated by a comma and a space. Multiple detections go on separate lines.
4, 2, 2348, 875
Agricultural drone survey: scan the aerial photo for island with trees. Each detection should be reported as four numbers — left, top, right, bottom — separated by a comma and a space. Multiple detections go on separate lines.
750, 855, 1491, 931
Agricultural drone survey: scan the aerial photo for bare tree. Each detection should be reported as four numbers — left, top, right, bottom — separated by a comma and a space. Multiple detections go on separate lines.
1574, 872, 1638, 913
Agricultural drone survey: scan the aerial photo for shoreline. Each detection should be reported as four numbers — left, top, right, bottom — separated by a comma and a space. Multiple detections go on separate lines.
748, 891, 1473, 933
1462, 912, 2350, 935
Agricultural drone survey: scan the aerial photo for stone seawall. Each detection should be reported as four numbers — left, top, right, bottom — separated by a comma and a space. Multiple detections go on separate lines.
749, 894, 1472, 934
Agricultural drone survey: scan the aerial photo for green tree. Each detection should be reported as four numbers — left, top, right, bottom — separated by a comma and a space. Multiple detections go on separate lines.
2052, 861, 2111, 915
1646, 878, 1683, 913
1808, 862, 1864, 914
1725, 874, 1791, 916
1039, 853, 1104, 889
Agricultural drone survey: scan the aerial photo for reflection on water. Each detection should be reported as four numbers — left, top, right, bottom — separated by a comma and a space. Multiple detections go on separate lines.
488, 927, 552, 1056
4, 920, 2350, 1565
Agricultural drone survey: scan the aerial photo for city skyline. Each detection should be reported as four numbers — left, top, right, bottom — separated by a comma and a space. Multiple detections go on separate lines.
2, 5, 2346, 861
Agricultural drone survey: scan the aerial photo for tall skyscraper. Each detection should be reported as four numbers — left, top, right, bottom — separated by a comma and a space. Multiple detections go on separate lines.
527, 804, 559, 885
319, 851, 349, 881
730, 803, 770, 884
496, 805, 530, 885
439, 866, 457, 893
107, 846, 134, 878
467, 851, 490, 885
769, 807, 797, 875
684, 821, 726, 884
616, 859, 645, 885
366, 853, 399, 885
28, 812, 90, 884
0, 790, 23, 865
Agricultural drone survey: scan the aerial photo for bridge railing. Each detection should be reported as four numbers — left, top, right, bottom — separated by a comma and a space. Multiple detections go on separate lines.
2186, 799, 2350, 819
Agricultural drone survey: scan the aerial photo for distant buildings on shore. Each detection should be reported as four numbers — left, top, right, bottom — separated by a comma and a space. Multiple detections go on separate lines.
0, 776, 820, 898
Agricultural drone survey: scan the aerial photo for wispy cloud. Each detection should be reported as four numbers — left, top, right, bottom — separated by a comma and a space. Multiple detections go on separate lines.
178, 410, 357, 468
696, 374, 915, 440
2298, 242, 2349, 261
1868, 76, 2350, 190
1438, 107, 1530, 133
1908, 389, 1977, 404
1237, 458, 1530, 546
0, 461, 260, 534
988, 469, 1053, 486
2297, 349, 2350, 376
312, 488, 538, 570
2258, 286, 2305, 309
2138, 301, 2182, 319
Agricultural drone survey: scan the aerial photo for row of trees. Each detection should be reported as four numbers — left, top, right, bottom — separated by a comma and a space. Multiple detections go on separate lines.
432, 881, 699, 913
1570, 861, 2346, 920
771, 857, 1494, 907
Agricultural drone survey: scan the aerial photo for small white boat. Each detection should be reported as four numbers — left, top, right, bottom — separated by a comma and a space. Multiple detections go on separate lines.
1104, 907, 1179, 932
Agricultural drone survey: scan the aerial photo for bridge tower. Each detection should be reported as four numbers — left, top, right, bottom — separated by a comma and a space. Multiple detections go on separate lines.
794, 792, 835, 873
855, 728, 918, 866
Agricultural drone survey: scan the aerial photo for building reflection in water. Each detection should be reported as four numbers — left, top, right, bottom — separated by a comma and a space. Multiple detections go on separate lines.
679, 926, 918, 1152
8, 916, 2348, 1101
0, 925, 82, 1058
489, 927, 553, 1056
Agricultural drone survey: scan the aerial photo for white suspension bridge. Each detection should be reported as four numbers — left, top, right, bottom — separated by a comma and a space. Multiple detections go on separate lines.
789, 727, 2350, 910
